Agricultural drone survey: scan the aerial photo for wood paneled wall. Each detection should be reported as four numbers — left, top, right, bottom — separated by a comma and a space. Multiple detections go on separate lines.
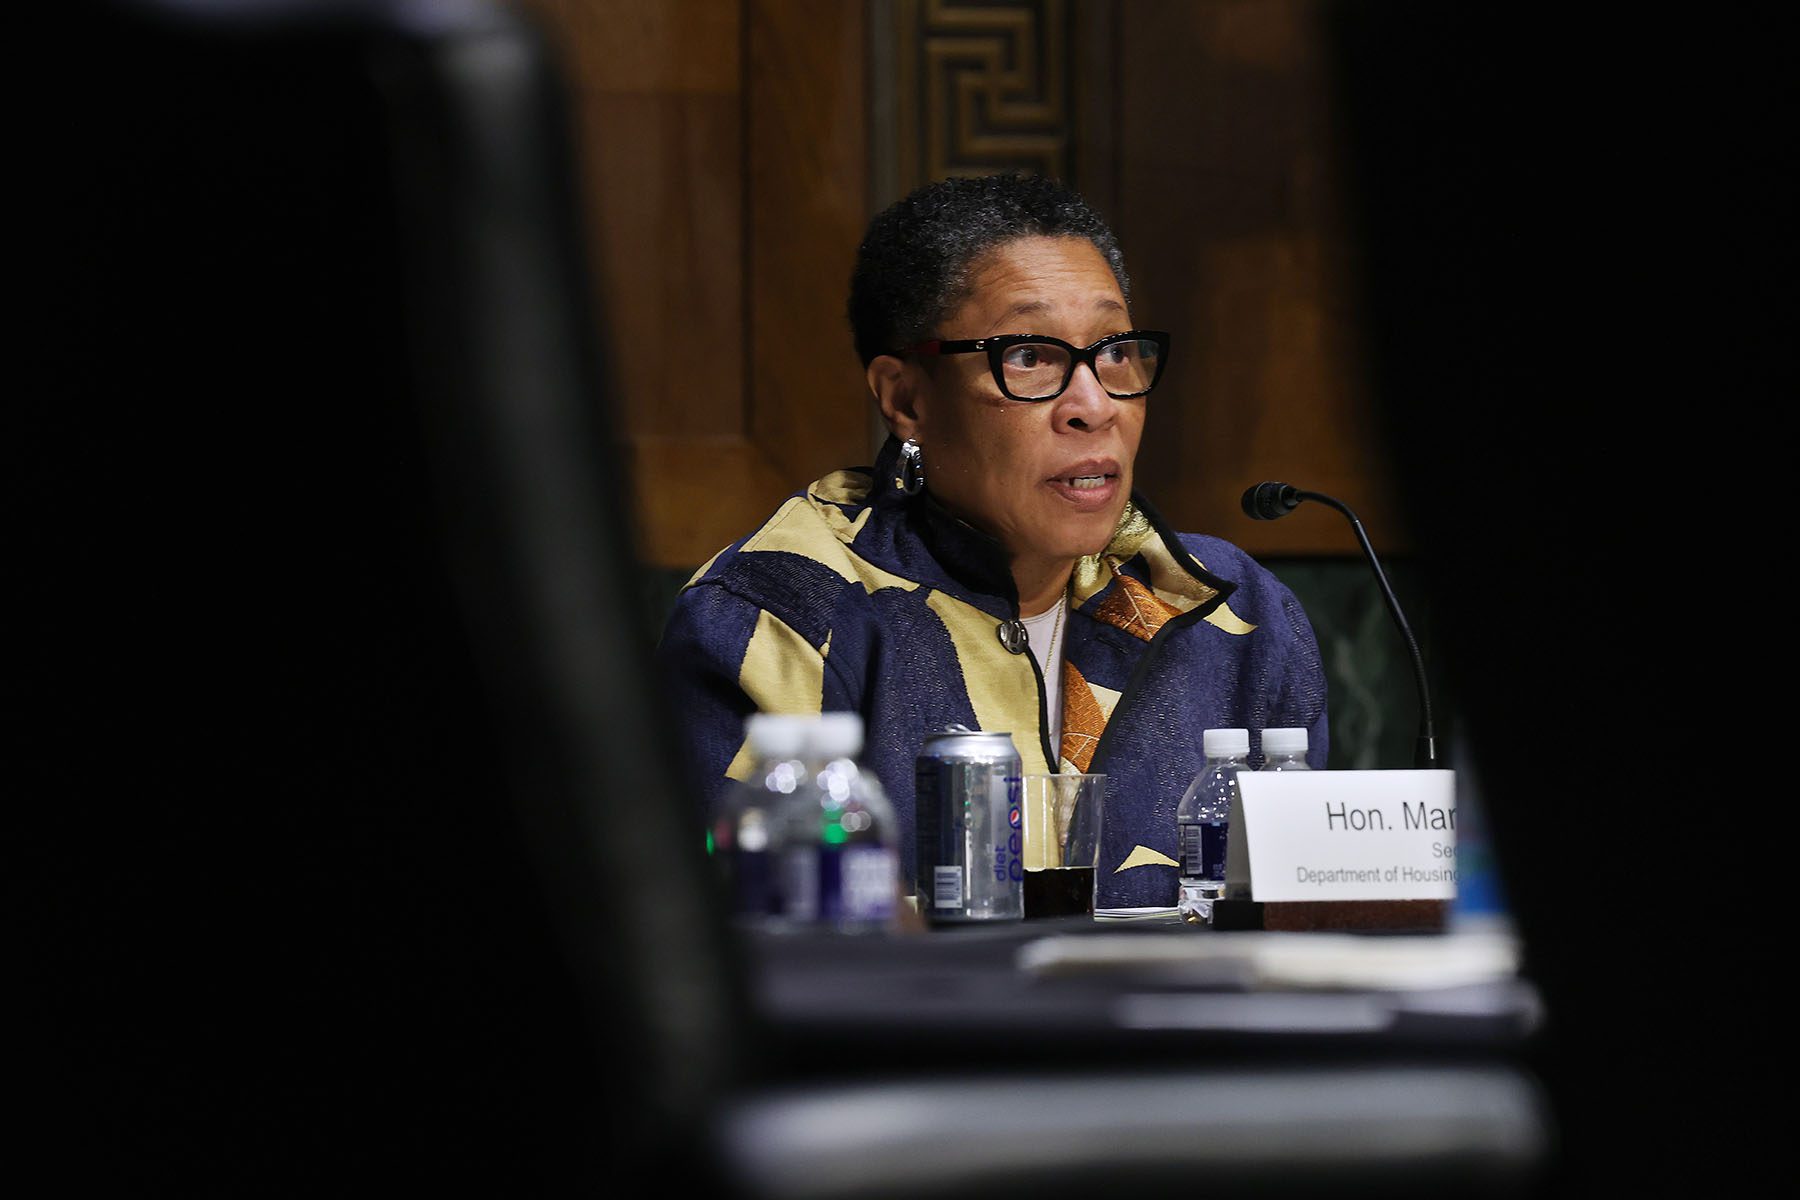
1105, 0, 1399, 556
520, 0, 1401, 567
522, 0, 872, 569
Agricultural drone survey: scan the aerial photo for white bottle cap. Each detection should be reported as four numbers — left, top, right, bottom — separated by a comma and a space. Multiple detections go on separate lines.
745, 713, 807, 759
809, 712, 865, 760
1262, 727, 1308, 757
1202, 728, 1250, 758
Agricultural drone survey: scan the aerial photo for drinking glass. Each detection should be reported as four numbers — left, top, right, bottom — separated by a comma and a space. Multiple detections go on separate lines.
1020, 773, 1105, 918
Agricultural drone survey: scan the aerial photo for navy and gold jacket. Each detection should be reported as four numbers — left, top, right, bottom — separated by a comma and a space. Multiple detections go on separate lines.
657, 437, 1328, 909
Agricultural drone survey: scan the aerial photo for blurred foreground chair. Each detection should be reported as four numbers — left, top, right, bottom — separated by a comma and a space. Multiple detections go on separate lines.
38, 1, 737, 1187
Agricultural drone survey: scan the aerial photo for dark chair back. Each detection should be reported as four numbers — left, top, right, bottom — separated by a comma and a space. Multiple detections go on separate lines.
30, 2, 740, 1187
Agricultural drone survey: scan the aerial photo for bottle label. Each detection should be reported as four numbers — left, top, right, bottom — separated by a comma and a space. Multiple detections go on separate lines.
733, 849, 775, 917
838, 846, 897, 921
1200, 821, 1228, 881
1180, 821, 1228, 881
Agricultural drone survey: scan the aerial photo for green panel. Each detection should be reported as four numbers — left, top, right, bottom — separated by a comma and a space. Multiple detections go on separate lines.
1261, 557, 1453, 771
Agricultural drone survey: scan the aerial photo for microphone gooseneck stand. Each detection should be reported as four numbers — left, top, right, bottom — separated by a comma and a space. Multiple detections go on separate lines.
1241, 482, 1439, 769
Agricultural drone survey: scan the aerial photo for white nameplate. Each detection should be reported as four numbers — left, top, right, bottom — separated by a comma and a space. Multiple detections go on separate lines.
1238, 770, 1458, 902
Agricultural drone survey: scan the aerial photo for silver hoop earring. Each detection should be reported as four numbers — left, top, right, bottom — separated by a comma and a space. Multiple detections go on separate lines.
896, 438, 925, 496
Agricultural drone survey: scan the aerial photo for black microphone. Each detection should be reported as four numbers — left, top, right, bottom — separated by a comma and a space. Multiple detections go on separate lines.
1241, 481, 1301, 520
1241, 482, 1439, 769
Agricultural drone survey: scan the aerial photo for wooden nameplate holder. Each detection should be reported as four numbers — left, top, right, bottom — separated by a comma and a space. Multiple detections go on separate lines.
1212, 898, 1448, 933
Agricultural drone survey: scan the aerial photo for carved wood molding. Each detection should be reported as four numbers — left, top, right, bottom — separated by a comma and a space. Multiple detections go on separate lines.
894, 0, 1075, 189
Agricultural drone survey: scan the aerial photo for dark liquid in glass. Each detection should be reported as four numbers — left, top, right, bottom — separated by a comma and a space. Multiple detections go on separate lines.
1023, 866, 1095, 918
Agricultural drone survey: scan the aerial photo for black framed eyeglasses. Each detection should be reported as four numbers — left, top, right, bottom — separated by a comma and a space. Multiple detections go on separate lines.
902, 329, 1171, 402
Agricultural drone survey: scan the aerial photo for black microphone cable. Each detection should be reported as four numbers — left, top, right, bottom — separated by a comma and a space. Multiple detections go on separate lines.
1242, 482, 1438, 769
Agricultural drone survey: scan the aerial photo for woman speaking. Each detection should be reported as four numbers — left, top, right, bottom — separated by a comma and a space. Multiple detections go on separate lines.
657, 173, 1327, 909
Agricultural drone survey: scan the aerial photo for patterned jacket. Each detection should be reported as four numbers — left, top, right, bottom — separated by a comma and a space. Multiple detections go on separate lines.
656, 437, 1329, 908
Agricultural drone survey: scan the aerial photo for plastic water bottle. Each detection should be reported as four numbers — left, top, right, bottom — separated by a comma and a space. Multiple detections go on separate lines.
771, 714, 899, 931
807, 713, 899, 933
1176, 728, 1250, 924
711, 713, 808, 926
1260, 727, 1312, 771
772, 721, 829, 927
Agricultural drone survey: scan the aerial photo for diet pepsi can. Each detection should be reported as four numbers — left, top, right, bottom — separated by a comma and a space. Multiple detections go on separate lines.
914, 727, 1024, 922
